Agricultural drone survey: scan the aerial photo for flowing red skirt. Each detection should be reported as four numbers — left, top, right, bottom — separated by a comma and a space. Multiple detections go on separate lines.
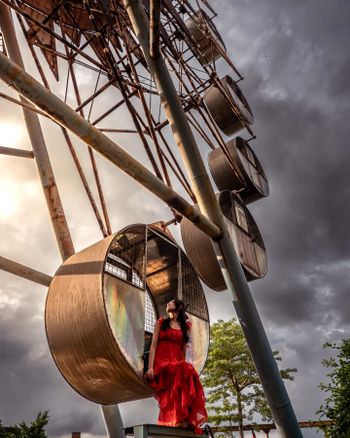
146, 318, 208, 434
149, 359, 208, 434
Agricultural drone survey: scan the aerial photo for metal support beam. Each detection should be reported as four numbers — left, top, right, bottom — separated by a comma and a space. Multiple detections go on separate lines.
0, 3, 74, 260
0, 53, 220, 239
0, 145, 34, 158
122, 1, 303, 437
100, 405, 125, 438
0, 256, 52, 286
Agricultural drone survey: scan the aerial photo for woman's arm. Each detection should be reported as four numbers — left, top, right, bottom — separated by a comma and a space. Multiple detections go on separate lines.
145, 319, 161, 378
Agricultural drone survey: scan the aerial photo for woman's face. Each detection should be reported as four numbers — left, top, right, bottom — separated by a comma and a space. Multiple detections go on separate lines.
166, 299, 176, 313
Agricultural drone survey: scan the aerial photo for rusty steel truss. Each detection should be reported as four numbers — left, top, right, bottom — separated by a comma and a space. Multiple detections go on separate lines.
0, 0, 255, 239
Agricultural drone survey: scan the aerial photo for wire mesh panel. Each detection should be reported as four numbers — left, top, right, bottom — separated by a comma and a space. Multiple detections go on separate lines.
0, 32, 6, 55
143, 289, 157, 373
144, 290, 157, 334
181, 252, 209, 321
145, 227, 180, 311
106, 225, 147, 290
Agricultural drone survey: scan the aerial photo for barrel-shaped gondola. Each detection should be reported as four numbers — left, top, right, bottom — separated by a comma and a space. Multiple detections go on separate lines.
208, 137, 269, 204
45, 223, 209, 405
204, 75, 254, 136
181, 192, 267, 291
185, 9, 226, 65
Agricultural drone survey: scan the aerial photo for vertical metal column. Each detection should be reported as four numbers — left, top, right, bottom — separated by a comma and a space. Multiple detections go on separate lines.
0, 3, 74, 260
122, 1, 303, 437
100, 405, 125, 438
0, 5, 124, 437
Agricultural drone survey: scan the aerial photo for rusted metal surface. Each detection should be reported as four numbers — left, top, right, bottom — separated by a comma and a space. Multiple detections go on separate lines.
46, 224, 209, 404
0, 3, 75, 260
181, 191, 267, 291
208, 136, 269, 203
204, 75, 254, 136
0, 256, 52, 286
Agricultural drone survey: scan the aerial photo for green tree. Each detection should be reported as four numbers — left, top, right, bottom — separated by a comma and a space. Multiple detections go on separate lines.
0, 411, 49, 438
201, 318, 297, 438
0, 420, 6, 438
317, 339, 350, 438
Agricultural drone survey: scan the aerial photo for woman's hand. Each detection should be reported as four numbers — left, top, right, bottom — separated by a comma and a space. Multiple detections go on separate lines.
145, 367, 154, 379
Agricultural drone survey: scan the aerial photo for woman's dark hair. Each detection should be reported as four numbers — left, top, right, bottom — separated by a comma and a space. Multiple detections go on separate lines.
161, 298, 190, 343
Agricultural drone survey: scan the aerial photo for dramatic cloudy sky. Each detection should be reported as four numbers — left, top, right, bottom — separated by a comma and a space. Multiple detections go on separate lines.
1, 0, 349, 437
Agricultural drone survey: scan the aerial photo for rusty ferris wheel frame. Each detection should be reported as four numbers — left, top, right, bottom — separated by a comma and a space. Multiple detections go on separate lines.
0, 0, 303, 437
0, 0, 251, 244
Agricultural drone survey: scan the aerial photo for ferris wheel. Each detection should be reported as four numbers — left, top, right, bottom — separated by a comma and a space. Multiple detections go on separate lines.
0, 1, 302, 437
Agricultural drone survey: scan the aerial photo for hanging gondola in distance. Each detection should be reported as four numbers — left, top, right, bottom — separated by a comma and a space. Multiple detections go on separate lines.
204, 75, 254, 136
181, 191, 267, 292
208, 136, 269, 204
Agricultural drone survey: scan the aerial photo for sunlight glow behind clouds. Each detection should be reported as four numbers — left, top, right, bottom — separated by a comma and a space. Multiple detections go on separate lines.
0, 121, 24, 147
0, 183, 18, 218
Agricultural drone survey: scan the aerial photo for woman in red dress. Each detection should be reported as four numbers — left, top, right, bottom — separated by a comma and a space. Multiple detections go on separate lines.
144, 298, 208, 434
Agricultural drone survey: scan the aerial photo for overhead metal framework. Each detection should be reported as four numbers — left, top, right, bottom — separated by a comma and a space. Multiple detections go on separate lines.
0, 0, 253, 237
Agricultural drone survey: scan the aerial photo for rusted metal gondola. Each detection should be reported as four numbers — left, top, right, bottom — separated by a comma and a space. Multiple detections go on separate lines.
185, 9, 226, 64
204, 75, 254, 135
208, 136, 269, 204
181, 191, 267, 291
45, 223, 209, 405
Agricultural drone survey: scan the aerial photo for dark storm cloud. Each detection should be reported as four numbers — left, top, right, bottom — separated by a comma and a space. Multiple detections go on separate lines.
209, 0, 350, 327
0, 277, 108, 436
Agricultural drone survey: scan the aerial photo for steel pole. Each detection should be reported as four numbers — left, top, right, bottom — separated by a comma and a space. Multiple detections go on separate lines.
122, 1, 303, 436
0, 3, 74, 260
100, 405, 126, 438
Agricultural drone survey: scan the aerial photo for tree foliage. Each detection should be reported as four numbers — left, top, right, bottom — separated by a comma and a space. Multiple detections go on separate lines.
201, 318, 297, 438
317, 339, 350, 438
0, 411, 49, 438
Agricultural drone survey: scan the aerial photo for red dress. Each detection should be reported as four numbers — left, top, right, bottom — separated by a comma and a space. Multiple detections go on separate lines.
148, 316, 208, 434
